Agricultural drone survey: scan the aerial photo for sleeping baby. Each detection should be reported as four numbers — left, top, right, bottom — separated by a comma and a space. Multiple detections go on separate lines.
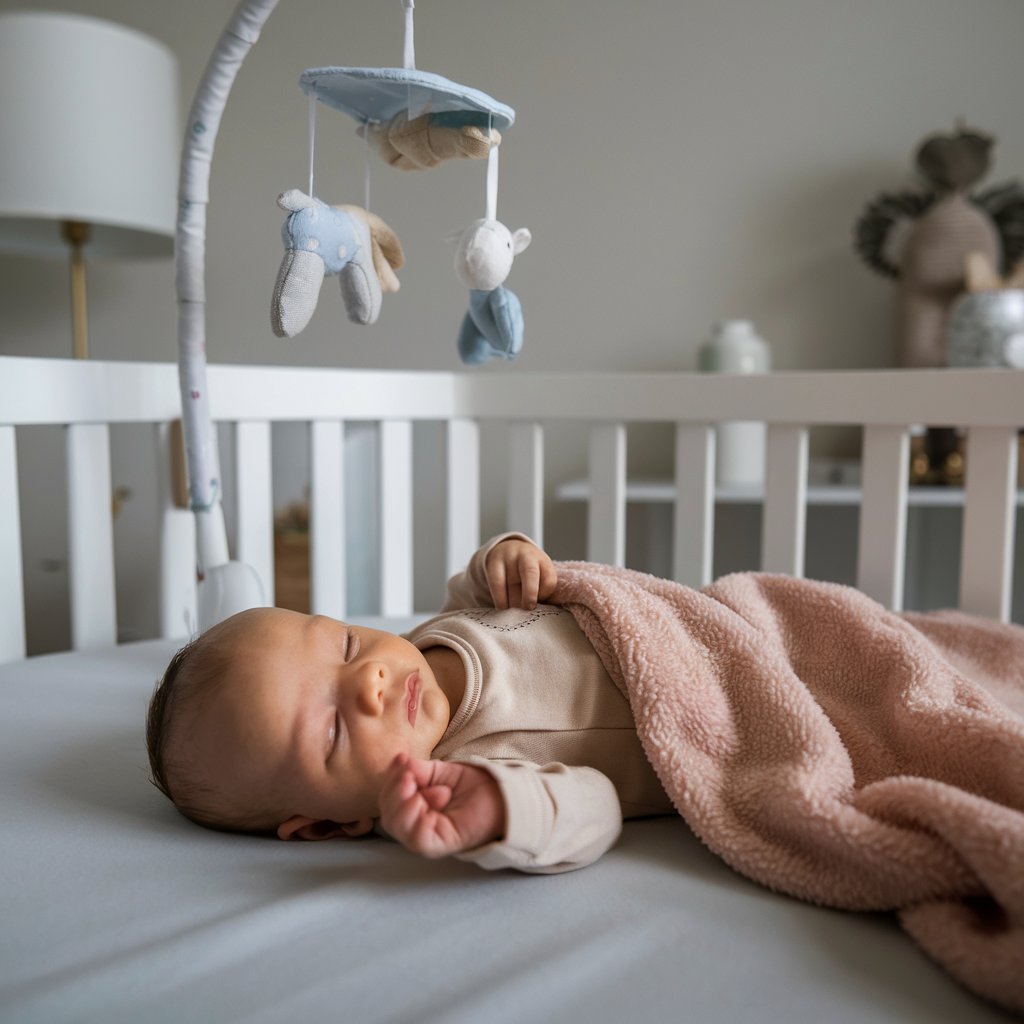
147, 533, 1024, 1010
147, 534, 672, 872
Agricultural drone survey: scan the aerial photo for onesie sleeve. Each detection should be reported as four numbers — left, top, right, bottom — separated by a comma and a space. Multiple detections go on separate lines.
451, 757, 623, 874
441, 532, 537, 611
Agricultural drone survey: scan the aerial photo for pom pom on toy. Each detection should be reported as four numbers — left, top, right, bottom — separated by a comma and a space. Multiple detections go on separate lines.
271, 189, 404, 337
360, 111, 501, 171
449, 218, 531, 364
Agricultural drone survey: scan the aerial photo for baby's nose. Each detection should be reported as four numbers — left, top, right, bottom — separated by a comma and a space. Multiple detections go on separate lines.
356, 666, 387, 715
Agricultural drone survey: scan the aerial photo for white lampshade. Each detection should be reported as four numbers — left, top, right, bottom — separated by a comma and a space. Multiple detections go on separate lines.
0, 11, 179, 260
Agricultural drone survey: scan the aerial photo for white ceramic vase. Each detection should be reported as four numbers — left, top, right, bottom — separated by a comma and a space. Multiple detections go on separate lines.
698, 320, 772, 487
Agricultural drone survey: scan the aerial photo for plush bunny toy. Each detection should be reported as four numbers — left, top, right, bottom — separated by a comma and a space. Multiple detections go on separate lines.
451, 218, 531, 364
271, 189, 404, 337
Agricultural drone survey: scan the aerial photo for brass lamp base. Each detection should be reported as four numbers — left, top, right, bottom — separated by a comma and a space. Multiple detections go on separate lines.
61, 220, 91, 359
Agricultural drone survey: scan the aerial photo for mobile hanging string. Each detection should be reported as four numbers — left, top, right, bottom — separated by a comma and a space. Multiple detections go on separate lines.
307, 90, 316, 195
363, 118, 372, 210
486, 113, 498, 220
402, 0, 415, 70
403, 0, 416, 155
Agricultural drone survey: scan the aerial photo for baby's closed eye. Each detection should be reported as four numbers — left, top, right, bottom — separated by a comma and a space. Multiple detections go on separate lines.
326, 710, 341, 761
343, 629, 360, 663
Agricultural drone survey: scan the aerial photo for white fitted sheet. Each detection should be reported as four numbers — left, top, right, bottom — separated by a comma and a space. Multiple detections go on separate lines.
0, 636, 1014, 1023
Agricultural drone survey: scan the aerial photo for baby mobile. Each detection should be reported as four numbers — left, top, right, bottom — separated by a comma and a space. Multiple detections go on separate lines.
175, 0, 530, 631
270, 0, 532, 364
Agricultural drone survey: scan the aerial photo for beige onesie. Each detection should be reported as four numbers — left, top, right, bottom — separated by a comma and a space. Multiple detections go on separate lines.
403, 535, 673, 874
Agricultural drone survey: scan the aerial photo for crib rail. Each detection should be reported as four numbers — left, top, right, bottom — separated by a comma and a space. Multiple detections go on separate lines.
1, 355, 1021, 660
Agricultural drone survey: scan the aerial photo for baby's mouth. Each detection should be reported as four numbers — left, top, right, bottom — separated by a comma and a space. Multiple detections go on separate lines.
406, 673, 420, 726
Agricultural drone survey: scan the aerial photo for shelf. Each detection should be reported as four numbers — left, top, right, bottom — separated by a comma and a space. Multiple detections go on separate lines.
556, 461, 1024, 509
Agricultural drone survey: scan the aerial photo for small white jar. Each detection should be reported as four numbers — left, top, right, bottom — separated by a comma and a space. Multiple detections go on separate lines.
698, 320, 771, 486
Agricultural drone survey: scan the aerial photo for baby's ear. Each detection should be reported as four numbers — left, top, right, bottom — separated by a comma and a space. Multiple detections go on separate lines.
277, 815, 374, 841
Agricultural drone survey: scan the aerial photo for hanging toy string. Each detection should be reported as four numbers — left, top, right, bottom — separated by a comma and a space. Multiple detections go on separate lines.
486, 114, 499, 221
363, 118, 372, 210
402, 0, 416, 70
403, 1, 416, 134
307, 90, 317, 195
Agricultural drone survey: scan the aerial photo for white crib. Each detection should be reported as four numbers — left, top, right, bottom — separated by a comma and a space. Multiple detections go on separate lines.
0, 353, 1021, 1023
1, 354, 1021, 661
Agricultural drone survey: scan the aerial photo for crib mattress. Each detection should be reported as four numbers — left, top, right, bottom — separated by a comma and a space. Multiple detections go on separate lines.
0, 636, 1014, 1023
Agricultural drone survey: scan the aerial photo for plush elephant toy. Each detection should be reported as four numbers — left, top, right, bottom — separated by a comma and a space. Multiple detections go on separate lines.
271, 189, 404, 337
450, 218, 531, 364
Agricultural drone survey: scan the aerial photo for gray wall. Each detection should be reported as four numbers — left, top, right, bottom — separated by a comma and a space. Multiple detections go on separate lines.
4, 0, 1023, 647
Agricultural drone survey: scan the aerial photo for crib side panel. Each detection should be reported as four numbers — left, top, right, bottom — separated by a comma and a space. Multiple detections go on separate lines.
309, 420, 346, 620
761, 426, 809, 577
156, 423, 198, 640
960, 427, 1019, 621
3, 357, 1022, 653
0, 426, 26, 662
672, 423, 715, 588
857, 426, 909, 610
507, 422, 545, 545
587, 424, 627, 566
66, 424, 117, 650
379, 420, 414, 617
233, 421, 274, 605
445, 419, 481, 580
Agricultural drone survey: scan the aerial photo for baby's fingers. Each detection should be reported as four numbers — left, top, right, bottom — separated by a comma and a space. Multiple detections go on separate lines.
419, 783, 453, 811
379, 758, 423, 821
487, 556, 510, 610
515, 554, 542, 609
385, 752, 438, 789
381, 754, 414, 798
383, 784, 456, 857
537, 556, 558, 602
382, 780, 430, 843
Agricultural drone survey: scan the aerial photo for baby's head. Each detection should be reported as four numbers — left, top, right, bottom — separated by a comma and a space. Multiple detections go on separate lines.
146, 608, 452, 840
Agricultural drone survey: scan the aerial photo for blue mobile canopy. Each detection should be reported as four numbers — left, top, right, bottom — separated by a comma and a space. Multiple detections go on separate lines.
300, 65, 514, 131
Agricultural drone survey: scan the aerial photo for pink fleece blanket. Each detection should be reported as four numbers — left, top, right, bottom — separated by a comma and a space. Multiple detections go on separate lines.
552, 564, 1024, 1012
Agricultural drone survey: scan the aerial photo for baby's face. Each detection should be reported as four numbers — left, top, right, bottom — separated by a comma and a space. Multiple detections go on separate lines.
179, 608, 451, 836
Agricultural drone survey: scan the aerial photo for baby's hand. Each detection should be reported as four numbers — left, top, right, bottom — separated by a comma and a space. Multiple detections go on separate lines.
378, 755, 506, 859
485, 538, 557, 610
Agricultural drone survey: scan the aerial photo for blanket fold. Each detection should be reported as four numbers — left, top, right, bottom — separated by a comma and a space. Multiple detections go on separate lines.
552, 564, 1024, 1012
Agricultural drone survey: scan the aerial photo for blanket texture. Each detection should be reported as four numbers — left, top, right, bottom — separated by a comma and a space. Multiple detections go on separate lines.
552, 565, 1024, 1012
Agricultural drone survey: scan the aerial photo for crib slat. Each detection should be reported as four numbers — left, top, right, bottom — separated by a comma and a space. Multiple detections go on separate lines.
446, 419, 480, 579
0, 426, 26, 662
156, 423, 198, 639
761, 425, 808, 576
233, 421, 274, 603
310, 420, 346, 619
158, 508, 197, 638
66, 424, 117, 649
960, 426, 1018, 621
507, 422, 544, 545
588, 423, 626, 566
380, 420, 413, 616
673, 423, 715, 586
856, 425, 909, 610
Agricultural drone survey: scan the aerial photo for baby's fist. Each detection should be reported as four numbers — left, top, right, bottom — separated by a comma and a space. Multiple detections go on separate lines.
378, 755, 506, 859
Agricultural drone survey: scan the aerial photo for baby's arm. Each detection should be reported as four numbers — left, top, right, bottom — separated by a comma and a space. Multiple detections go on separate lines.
379, 754, 622, 874
443, 533, 558, 612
